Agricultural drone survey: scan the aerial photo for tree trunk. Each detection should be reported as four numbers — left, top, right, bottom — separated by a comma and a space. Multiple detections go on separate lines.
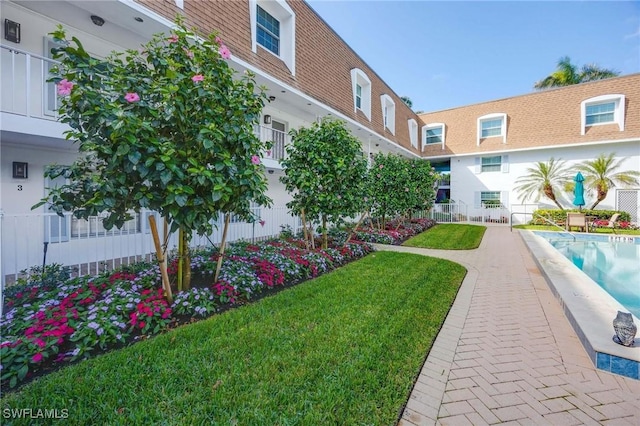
148, 215, 173, 304
183, 230, 191, 290
177, 228, 184, 292
300, 208, 309, 249
590, 184, 607, 209
322, 214, 328, 249
346, 212, 367, 244
544, 184, 564, 210
214, 214, 231, 283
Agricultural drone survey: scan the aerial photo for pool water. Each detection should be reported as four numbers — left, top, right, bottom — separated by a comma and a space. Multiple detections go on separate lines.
536, 233, 640, 318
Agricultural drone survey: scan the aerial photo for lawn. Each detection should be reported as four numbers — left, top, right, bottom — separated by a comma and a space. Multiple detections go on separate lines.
1, 251, 466, 425
402, 224, 487, 249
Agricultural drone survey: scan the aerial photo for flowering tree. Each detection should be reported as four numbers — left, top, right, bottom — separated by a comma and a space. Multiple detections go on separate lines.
280, 119, 368, 249
34, 18, 271, 295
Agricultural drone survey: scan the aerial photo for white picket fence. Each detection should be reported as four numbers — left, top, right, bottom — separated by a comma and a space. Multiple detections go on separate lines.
0, 207, 302, 286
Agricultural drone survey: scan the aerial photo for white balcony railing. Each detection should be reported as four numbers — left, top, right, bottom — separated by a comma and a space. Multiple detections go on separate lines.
1, 44, 61, 120
254, 124, 289, 162
1, 207, 303, 286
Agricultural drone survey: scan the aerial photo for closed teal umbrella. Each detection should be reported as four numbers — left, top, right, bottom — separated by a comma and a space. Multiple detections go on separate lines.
573, 172, 585, 211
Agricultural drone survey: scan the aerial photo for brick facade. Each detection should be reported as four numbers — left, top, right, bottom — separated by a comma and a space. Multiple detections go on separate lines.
134, 0, 422, 155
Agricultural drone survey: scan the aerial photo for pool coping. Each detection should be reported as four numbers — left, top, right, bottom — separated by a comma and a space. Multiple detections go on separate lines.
519, 230, 640, 380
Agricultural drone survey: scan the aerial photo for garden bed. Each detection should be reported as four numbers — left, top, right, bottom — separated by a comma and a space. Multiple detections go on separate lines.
1, 221, 436, 392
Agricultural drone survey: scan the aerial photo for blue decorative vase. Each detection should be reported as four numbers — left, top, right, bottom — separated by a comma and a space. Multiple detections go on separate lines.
613, 311, 637, 347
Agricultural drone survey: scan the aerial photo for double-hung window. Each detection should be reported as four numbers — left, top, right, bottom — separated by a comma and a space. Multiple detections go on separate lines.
380, 94, 396, 134
423, 123, 445, 149
257, 5, 280, 55
408, 119, 418, 149
481, 156, 502, 172
351, 68, 371, 120
581, 94, 625, 135
480, 191, 502, 207
477, 113, 507, 145
586, 102, 615, 125
481, 119, 502, 138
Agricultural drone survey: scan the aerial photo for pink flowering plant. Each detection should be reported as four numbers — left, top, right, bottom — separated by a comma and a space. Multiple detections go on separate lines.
1, 236, 378, 391
36, 16, 271, 292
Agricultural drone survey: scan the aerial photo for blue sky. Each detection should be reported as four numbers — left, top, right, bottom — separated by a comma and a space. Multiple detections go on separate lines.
306, 0, 640, 113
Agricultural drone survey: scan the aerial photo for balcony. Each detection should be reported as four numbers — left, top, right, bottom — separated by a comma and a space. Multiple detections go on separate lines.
253, 124, 289, 163
1, 44, 61, 121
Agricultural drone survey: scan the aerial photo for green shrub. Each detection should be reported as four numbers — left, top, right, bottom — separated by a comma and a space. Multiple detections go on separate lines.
530, 209, 630, 225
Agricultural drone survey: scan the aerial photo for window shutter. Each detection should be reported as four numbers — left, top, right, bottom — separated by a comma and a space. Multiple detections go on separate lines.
474, 157, 481, 174
501, 155, 509, 173
501, 191, 509, 209
474, 192, 481, 209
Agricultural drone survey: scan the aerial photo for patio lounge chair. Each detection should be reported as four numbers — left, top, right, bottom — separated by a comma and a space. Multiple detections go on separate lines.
598, 213, 621, 234
566, 213, 587, 232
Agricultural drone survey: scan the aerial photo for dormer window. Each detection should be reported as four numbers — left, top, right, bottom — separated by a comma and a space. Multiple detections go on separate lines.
380, 94, 395, 135
477, 113, 507, 145
408, 119, 418, 149
250, 0, 296, 75
423, 123, 445, 150
350, 68, 371, 120
581, 94, 625, 135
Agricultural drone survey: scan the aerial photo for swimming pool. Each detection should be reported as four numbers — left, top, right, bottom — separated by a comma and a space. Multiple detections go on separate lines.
522, 230, 639, 380
534, 232, 640, 318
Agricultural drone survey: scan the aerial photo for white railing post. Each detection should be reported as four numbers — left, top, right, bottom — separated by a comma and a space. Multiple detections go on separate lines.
0, 209, 4, 317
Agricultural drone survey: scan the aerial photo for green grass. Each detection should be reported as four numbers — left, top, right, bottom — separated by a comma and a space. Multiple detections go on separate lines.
512, 224, 640, 235
1, 251, 466, 425
403, 224, 487, 249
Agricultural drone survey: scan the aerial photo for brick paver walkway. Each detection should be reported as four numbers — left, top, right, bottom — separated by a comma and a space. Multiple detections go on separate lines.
377, 226, 640, 425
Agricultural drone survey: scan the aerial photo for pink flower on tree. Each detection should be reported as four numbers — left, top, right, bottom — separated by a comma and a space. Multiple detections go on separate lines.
259, 219, 266, 227
57, 79, 74, 96
184, 49, 194, 59
192, 74, 204, 83
168, 34, 179, 43
251, 155, 261, 165
379, 164, 384, 169
124, 92, 140, 103
215, 36, 222, 44
32, 353, 43, 363
219, 44, 231, 59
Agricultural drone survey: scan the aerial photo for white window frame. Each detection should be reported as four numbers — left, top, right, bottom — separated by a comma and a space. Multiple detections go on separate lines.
350, 68, 371, 120
474, 191, 509, 209
250, 0, 296, 75
408, 119, 418, 149
380, 94, 396, 135
475, 155, 509, 173
422, 123, 445, 150
580, 94, 625, 135
477, 113, 507, 145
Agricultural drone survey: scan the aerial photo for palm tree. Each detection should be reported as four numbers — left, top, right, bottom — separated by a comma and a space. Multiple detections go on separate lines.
534, 56, 619, 90
576, 153, 640, 209
514, 158, 571, 209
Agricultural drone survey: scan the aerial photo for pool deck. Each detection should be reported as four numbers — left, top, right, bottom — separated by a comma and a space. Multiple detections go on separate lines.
374, 225, 640, 425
